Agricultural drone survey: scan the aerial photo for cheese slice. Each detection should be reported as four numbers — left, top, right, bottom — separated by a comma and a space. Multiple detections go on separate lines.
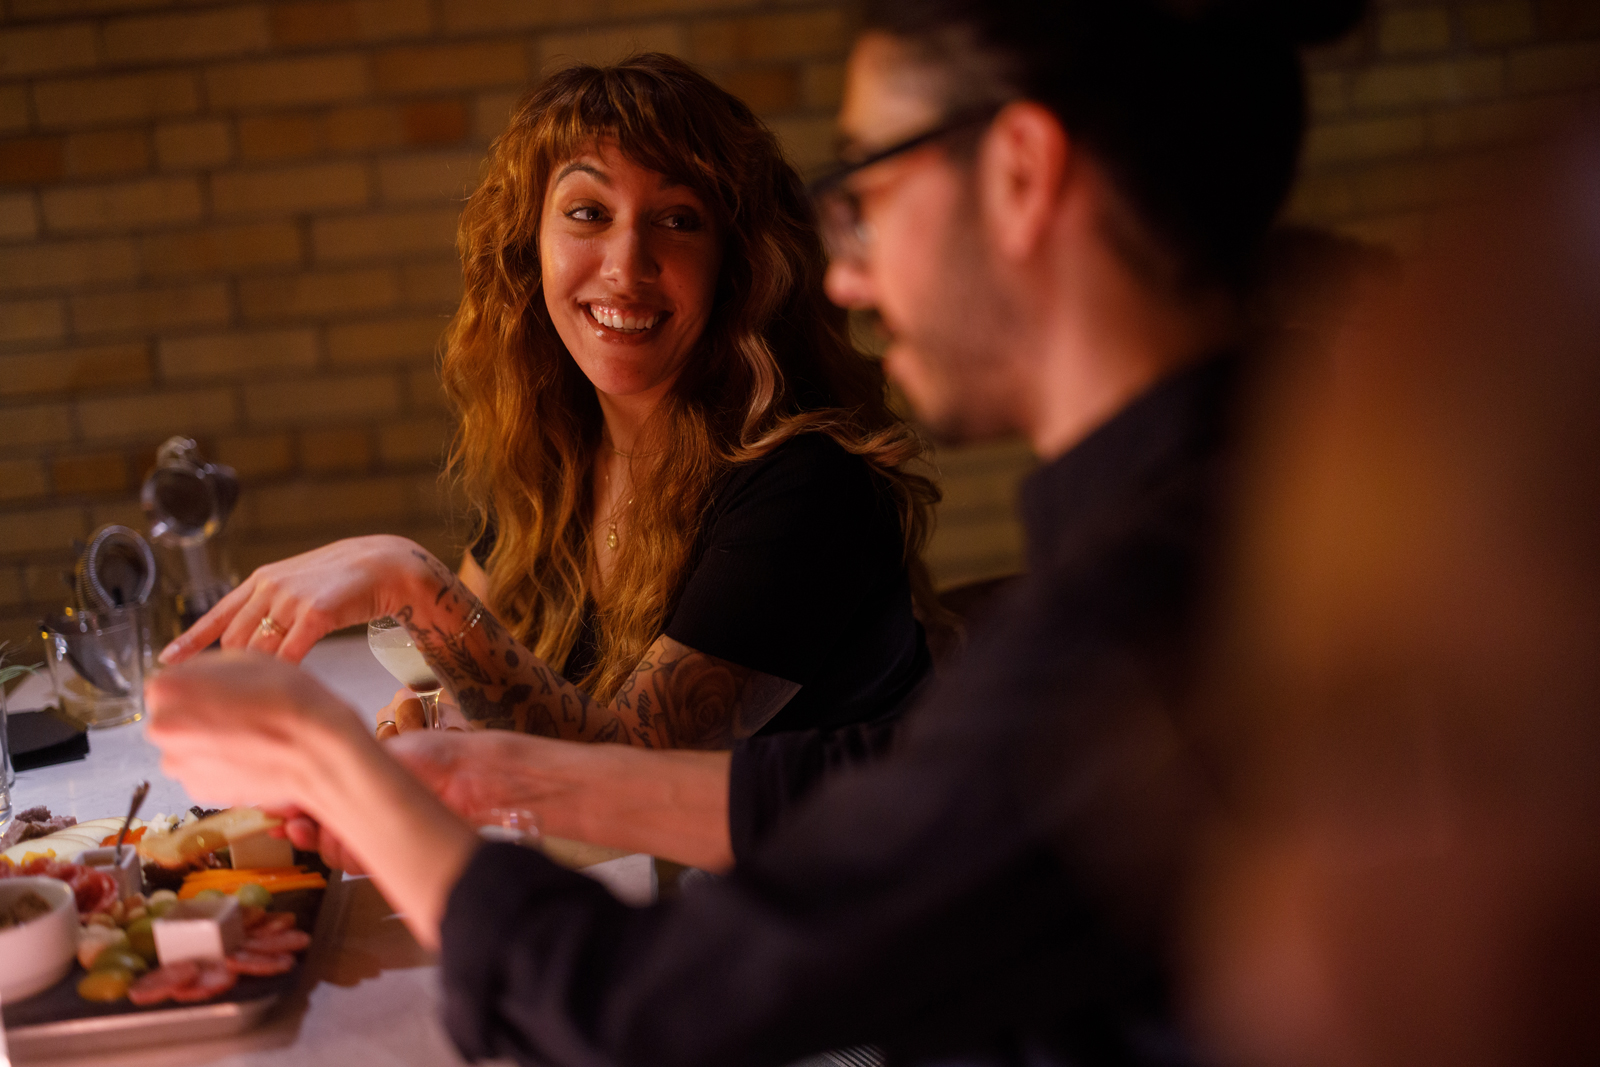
139, 808, 281, 868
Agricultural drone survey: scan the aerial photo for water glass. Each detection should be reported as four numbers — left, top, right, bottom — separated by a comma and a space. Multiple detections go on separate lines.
42, 608, 146, 729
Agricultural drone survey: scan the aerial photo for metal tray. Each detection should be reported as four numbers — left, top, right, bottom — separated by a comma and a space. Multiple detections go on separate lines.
1, 864, 341, 1059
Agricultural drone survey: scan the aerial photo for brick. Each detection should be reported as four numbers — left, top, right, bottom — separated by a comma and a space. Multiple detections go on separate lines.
140, 222, 302, 278
1350, 58, 1504, 112
325, 104, 407, 152
312, 207, 459, 261
239, 267, 399, 320
78, 387, 237, 441
1308, 72, 1346, 119
10, 0, 176, 16
540, 24, 688, 72
51, 452, 127, 493
0, 506, 85, 555
1303, 115, 1428, 166
211, 162, 370, 217
155, 120, 232, 170
719, 67, 801, 114
1461, 2, 1536, 45
0, 298, 64, 344
1538, 0, 1600, 35
237, 114, 323, 162
41, 176, 203, 233
377, 416, 448, 464
103, 6, 270, 64
377, 151, 483, 205
1377, 8, 1453, 55
1351, 159, 1452, 215
403, 366, 445, 412
611, 0, 764, 15
1284, 174, 1357, 222
0, 238, 139, 293
403, 99, 470, 145
1429, 97, 1564, 151
214, 431, 292, 478
0, 87, 29, 133
1509, 42, 1600, 95
159, 328, 319, 379
0, 402, 72, 447
372, 42, 528, 93
0, 458, 49, 501
0, 136, 64, 184
768, 115, 832, 170
271, 0, 431, 46
0, 343, 149, 398
472, 91, 520, 142
63, 130, 150, 180
71, 282, 230, 336
691, 10, 847, 64
0, 22, 98, 77
400, 258, 461, 307
87, 499, 146, 532
245, 475, 408, 530
244, 373, 400, 424
34, 72, 199, 128
206, 55, 370, 110
801, 61, 845, 110
300, 426, 371, 472
327, 313, 446, 365
0, 194, 38, 241
442, 0, 574, 33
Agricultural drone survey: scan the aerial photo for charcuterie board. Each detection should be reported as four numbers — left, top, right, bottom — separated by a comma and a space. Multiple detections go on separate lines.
0, 862, 339, 1059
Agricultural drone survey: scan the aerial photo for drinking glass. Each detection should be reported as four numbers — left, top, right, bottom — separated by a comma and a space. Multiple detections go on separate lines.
366, 617, 443, 730
42, 608, 145, 729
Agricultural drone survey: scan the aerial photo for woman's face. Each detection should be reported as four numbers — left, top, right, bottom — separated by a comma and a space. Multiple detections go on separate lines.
540, 141, 722, 406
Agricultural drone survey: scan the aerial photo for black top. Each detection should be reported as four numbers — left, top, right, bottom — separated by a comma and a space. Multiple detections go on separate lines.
440, 355, 1241, 1067
472, 433, 931, 736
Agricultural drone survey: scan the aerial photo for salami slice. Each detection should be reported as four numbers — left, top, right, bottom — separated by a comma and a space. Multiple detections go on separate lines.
242, 929, 311, 954
128, 961, 200, 1006
225, 950, 295, 976
170, 959, 237, 1002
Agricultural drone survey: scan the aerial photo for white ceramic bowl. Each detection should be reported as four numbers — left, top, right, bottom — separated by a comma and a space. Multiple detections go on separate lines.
0, 876, 78, 1002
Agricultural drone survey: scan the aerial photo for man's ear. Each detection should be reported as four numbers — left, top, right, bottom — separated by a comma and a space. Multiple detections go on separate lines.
976, 101, 1071, 263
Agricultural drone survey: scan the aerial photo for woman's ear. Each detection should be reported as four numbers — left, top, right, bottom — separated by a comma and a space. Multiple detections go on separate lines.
976, 101, 1072, 264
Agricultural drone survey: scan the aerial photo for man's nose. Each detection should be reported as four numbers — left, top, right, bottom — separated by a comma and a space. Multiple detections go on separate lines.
824, 255, 874, 310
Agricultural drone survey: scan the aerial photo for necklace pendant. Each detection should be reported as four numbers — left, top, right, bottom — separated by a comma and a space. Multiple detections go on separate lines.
606, 523, 619, 550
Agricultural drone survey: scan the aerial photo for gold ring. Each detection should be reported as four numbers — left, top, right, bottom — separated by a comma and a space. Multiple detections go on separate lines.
376, 720, 398, 733
257, 615, 287, 638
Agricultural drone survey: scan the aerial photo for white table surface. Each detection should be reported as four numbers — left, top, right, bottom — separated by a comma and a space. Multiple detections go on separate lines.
2, 635, 653, 1066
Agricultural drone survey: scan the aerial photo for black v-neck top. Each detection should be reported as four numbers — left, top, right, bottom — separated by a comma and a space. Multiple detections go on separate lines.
472, 432, 931, 736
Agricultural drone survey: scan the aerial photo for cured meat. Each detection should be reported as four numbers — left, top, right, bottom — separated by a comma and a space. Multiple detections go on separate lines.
225, 950, 295, 977
170, 960, 236, 1002
68, 866, 119, 915
241, 929, 310, 955
128, 961, 200, 1006
248, 911, 297, 935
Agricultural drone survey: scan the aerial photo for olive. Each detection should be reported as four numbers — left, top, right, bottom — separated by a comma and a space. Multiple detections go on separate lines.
235, 883, 272, 909
91, 947, 149, 976
77, 968, 132, 1002
193, 888, 226, 903
125, 916, 158, 963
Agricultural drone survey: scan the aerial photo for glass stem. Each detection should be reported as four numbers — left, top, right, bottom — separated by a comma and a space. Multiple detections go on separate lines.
420, 692, 442, 730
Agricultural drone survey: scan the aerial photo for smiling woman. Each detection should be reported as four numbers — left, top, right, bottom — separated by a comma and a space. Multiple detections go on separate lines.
160, 54, 945, 756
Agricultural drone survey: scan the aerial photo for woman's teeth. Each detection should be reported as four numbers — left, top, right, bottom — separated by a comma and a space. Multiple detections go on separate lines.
587, 305, 662, 333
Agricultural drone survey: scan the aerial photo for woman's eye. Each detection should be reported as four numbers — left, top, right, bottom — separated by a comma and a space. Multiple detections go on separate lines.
566, 206, 605, 223
661, 212, 702, 232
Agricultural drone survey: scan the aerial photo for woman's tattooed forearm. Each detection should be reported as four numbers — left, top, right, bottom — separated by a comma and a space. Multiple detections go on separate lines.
392, 550, 798, 747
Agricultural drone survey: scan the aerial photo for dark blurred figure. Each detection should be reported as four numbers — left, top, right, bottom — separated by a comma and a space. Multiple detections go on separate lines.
1191, 111, 1600, 1067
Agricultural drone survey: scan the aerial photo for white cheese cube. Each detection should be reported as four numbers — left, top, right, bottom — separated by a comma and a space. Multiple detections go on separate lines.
228, 830, 293, 870
152, 896, 244, 964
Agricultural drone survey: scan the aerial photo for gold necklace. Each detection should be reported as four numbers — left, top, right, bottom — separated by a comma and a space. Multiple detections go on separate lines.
600, 458, 633, 551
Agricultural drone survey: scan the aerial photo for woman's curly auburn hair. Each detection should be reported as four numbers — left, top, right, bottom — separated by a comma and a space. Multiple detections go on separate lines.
442, 52, 946, 703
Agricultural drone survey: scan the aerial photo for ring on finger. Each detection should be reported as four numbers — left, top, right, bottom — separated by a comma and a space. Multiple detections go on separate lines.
257, 615, 287, 639
376, 720, 398, 734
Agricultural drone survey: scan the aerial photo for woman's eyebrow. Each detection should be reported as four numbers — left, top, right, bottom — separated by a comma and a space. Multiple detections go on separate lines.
555, 161, 608, 185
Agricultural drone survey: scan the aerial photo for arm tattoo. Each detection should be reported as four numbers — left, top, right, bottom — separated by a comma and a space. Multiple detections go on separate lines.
393, 550, 799, 747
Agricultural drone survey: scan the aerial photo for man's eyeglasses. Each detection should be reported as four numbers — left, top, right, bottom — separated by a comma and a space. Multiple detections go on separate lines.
808, 108, 1000, 264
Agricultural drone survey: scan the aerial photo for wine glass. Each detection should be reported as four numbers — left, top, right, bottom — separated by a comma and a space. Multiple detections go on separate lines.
366, 617, 443, 730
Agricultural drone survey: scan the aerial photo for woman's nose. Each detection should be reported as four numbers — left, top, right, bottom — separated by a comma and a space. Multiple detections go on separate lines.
601, 224, 659, 287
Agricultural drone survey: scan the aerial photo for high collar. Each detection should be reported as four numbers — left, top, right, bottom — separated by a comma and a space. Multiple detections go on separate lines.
1018, 353, 1239, 574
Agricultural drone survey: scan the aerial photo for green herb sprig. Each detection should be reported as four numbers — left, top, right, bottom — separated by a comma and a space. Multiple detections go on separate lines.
0, 641, 42, 688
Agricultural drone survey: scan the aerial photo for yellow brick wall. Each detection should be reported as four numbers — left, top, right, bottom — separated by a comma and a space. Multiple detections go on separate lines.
1, 0, 1597, 655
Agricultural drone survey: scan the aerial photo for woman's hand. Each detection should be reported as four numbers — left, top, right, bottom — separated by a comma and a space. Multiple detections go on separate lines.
375, 689, 429, 740
159, 535, 437, 666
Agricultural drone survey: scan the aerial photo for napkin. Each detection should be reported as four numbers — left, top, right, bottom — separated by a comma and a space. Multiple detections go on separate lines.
6, 708, 89, 771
